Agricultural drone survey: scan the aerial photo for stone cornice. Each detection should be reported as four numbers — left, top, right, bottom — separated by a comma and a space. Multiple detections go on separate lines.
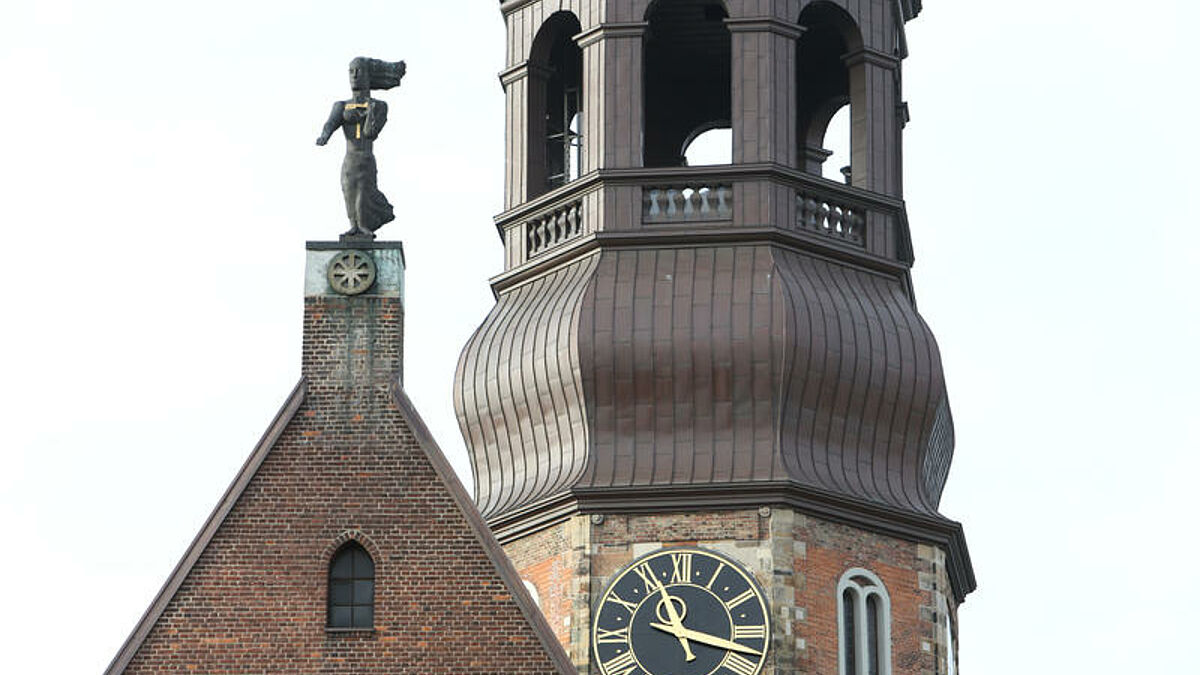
574, 22, 649, 48
498, 60, 552, 87
499, 0, 539, 16
843, 47, 902, 69
487, 482, 976, 604
724, 16, 805, 39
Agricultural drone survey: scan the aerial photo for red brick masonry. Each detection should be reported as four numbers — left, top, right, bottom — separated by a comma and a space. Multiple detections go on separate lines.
107, 293, 572, 674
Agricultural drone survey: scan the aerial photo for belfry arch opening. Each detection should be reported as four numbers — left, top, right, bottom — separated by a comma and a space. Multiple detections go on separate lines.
682, 126, 732, 166
797, 2, 863, 184
644, 0, 731, 167
527, 12, 583, 198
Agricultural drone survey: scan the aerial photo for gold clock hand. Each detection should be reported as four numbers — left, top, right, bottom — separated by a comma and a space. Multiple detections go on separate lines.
649, 574, 695, 662
648, 622, 763, 657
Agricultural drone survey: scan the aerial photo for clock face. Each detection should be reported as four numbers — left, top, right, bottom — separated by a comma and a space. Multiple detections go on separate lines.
592, 547, 770, 675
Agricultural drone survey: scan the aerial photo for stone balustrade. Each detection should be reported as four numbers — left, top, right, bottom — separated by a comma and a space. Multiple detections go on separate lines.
796, 192, 865, 246
644, 184, 732, 223
495, 165, 908, 272
525, 199, 583, 258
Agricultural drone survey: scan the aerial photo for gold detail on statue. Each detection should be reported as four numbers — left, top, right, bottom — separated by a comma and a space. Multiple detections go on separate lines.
345, 102, 369, 139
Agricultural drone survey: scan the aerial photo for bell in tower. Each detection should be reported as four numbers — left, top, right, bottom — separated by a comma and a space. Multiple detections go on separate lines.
455, 1, 972, 673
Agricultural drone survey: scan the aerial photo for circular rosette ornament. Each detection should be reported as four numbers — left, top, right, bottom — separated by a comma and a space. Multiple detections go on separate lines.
327, 250, 377, 296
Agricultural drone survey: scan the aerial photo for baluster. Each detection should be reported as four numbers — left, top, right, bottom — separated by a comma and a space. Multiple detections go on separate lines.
682, 188, 695, 217
698, 187, 711, 215
802, 197, 817, 228
567, 203, 579, 237
666, 189, 680, 217
829, 206, 844, 237
717, 186, 730, 217
816, 202, 830, 231
648, 189, 662, 218
847, 210, 863, 242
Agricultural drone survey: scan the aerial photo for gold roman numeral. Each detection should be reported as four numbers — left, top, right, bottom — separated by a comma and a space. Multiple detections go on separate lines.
724, 588, 755, 611
606, 592, 639, 613
733, 624, 767, 640
670, 552, 693, 583
596, 625, 631, 644
706, 561, 726, 589
723, 652, 759, 675
633, 563, 660, 593
602, 649, 639, 675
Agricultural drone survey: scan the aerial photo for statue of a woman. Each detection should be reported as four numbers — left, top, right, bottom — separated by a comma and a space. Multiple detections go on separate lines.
317, 57, 406, 239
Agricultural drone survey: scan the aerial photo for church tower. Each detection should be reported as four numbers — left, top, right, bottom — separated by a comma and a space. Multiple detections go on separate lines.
455, 1, 974, 673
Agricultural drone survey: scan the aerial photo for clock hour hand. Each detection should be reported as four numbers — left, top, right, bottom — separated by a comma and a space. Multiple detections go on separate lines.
648, 622, 764, 657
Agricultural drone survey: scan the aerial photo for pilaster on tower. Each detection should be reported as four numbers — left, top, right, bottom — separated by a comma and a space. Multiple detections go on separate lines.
459, 1, 972, 673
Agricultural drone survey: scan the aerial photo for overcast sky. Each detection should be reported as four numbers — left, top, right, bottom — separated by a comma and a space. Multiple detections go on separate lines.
2, 1, 1197, 673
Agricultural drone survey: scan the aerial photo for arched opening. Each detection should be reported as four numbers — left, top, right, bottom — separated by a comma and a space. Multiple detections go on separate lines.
822, 104, 850, 182
644, 0, 731, 167
796, 2, 863, 182
328, 541, 375, 629
682, 126, 732, 166
528, 12, 583, 198
837, 569, 893, 675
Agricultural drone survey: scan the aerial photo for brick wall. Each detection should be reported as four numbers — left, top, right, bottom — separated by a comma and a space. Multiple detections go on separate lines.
119, 248, 566, 673
504, 508, 956, 675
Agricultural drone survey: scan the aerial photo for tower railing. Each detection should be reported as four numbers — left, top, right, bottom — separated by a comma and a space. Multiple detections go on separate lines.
494, 164, 910, 270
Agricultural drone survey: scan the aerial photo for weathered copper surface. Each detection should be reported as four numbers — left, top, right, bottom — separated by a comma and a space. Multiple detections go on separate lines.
454, 242, 953, 521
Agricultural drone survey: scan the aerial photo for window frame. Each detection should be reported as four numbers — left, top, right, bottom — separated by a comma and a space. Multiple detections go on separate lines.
327, 541, 376, 630
837, 568, 892, 675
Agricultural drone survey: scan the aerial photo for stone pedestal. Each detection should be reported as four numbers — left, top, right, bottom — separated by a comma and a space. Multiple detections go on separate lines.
303, 240, 405, 393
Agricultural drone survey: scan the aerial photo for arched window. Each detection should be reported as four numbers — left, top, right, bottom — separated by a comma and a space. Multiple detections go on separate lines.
837, 568, 892, 675
328, 542, 375, 628
796, 3, 863, 182
528, 12, 584, 197
644, 0, 731, 167
944, 611, 957, 675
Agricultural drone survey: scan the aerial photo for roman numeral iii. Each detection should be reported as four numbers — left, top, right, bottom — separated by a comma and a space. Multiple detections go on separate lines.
733, 624, 767, 639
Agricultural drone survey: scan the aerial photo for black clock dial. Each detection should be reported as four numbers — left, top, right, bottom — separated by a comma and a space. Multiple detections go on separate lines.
592, 547, 770, 675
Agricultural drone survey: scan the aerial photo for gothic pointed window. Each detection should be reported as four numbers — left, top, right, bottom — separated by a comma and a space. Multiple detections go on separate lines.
328, 542, 375, 628
838, 568, 892, 675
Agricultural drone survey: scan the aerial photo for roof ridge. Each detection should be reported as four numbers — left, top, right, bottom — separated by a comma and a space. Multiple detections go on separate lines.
389, 379, 575, 674
104, 378, 308, 675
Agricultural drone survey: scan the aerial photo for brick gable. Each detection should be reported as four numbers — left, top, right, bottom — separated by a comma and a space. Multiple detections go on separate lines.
106, 255, 572, 673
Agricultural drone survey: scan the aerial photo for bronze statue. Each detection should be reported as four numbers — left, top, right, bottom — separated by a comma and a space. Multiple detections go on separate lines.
317, 57, 406, 239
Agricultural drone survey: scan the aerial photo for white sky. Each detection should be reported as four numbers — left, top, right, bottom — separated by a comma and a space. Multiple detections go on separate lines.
1, 1, 1197, 672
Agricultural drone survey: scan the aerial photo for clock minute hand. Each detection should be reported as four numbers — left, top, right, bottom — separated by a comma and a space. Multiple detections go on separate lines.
648, 622, 763, 657
650, 576, 696, 662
